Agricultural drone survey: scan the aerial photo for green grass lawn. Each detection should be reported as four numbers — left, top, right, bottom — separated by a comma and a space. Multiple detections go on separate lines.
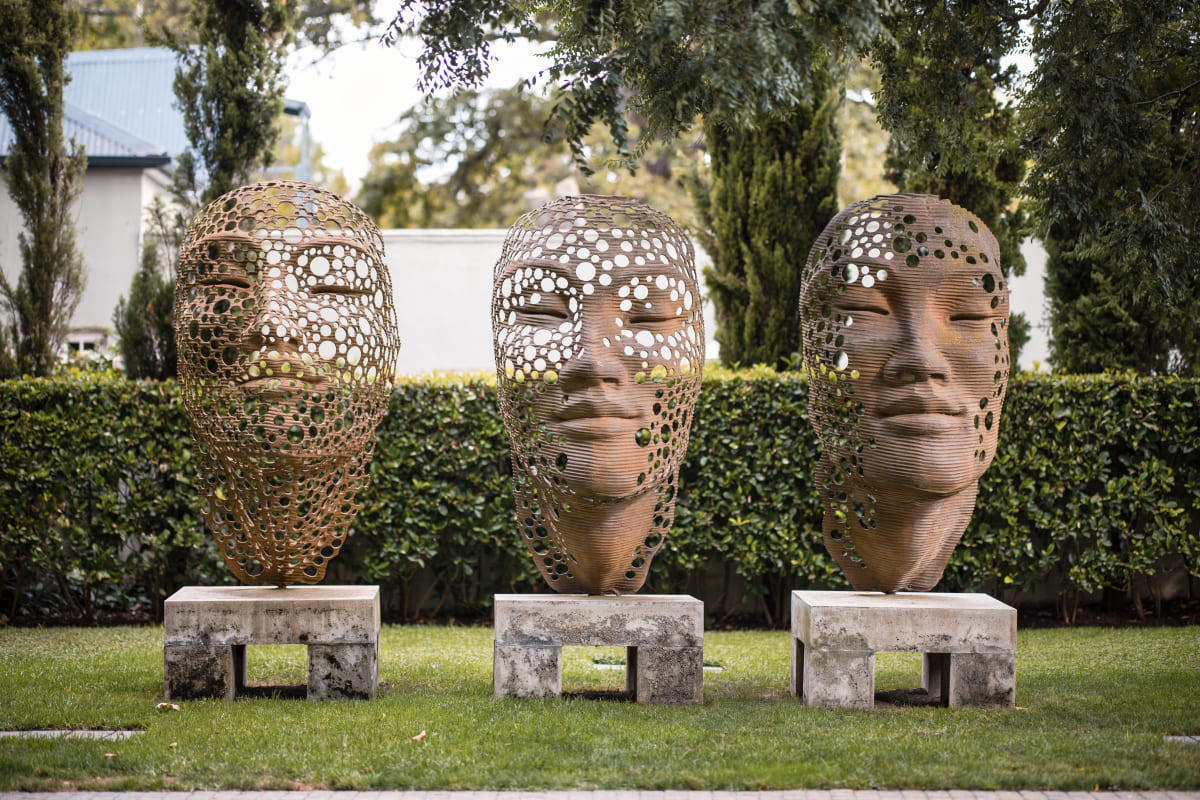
1, 624, 1197, 791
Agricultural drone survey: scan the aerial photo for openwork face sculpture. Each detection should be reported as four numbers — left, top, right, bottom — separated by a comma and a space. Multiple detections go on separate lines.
176, 181, 400, 586
492, 196, 704, 594
800, 194, 1010, 592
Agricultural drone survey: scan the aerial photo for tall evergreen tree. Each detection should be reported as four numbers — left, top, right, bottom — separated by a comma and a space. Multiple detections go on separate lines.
1023, 0, 1199, 375
0, 0, 86, 377
116, 0, 295, 378
694, 61, 842, 369
389, 0, 891, 171
164, 0, 294, 205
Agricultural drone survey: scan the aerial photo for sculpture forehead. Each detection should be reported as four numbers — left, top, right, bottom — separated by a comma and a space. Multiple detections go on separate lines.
496, 196, 697, 288
803, 194, 1002, 295
182, 180, 383, 255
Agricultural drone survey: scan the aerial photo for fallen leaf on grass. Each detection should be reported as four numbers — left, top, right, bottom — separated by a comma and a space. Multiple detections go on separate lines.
103, 753, 119, 759
411, 730, 426, 742
156, 702, 180, 712
168, 742, 178, 748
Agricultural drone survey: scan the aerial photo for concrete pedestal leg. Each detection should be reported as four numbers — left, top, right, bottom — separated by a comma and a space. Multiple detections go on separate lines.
165, 644, 238, 701
631, 646, 703, 705
790, 637, 802, 697
308, 643, 378, 700
625, 645, 638, 696
494, 644, 562, 698
800, 647, 875, 708
947, 652, 1015, 708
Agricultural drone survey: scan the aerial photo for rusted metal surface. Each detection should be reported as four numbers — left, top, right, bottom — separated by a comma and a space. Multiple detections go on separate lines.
175, 181, 400, 586
800, 194, 1010, 592
492, 196, 704, 594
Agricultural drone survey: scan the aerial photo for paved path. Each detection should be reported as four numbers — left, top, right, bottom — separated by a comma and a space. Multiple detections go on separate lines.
4, 792, 1200, 800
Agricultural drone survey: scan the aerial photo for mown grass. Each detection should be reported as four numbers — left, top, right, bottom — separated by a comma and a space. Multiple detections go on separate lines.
0, 624, 1197, 791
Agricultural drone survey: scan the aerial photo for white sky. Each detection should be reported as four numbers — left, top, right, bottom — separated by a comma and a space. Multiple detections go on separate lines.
284, 3, 549, 193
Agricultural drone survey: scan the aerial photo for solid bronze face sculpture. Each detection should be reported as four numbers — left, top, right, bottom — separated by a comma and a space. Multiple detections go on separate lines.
176, 180, 400, 586
800, 194, 1010, 592
492, 196, 704, 594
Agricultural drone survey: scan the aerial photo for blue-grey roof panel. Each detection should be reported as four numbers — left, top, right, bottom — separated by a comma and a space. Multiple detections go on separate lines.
1, 46, 303, 166
61, 100, 171, 161
64, 47, 188, 157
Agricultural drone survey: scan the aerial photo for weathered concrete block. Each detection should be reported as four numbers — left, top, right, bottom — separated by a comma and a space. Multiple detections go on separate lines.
164, 644, 238, 701
163, 585, 379, 646
947, 651, 1016, 708
493, 594, 703, 704
307, 643, 378, 701
163, 585, 380, 701
791, 590, 1016, 709
631, 646, 704, 705
494, 644, 562, 698
797, 644, 876, 708
493, 594, 703, 647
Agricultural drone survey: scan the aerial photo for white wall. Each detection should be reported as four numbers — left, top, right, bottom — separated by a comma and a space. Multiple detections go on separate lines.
72, 169, 167, 331
1, 167, 169, 341
1009, 240, 1050, 371
382, 228, 719, 376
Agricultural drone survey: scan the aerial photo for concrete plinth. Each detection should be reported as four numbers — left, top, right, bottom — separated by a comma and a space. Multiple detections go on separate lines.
493, 594, 703, 704
163, 585, 379, 701
790, 590, 1016, 708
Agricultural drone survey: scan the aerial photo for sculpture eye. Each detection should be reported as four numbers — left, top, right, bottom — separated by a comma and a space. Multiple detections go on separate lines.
311, 284, 364, 297
520, 293, 570, 320
200, 276, 251, 290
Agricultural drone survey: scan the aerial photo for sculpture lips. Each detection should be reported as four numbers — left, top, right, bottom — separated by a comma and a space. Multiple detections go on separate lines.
552, 400, 640, 438
877, 396, 965, 434
554, 398, 638, 420
238, 360, 330, 393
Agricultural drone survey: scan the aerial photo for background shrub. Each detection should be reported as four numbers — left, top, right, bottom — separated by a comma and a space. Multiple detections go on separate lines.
1, 369, 1196, 625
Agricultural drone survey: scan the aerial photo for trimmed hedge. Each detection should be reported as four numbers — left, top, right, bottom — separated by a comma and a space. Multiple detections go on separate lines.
1, 368, 1197, 625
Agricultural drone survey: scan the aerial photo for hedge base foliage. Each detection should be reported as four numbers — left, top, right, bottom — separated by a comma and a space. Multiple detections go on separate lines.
2, 368, 1196, 625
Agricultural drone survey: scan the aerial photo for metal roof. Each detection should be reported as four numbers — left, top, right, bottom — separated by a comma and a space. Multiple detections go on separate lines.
64, 47, 188, 158
1, 47, 306, 167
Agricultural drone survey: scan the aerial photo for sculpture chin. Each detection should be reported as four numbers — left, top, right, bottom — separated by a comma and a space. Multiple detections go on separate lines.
823, 476, 981, 593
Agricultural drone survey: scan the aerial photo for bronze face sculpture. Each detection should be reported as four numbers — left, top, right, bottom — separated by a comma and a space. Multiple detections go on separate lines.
492, 196, 704, 594
176, 180, 400, 586
800, 194, 1010, 592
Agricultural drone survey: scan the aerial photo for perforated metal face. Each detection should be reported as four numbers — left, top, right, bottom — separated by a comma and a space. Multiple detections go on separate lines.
492, 196, 704, 594
799, 194, 1009, 590
176, 181, 400, 586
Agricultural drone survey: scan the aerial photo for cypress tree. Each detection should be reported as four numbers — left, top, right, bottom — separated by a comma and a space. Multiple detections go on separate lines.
1025, 0, 1199, 376
165, 0, 294, 205
695, 61, 841, 370
116, 0, 294, 378
0, 0, 87, 377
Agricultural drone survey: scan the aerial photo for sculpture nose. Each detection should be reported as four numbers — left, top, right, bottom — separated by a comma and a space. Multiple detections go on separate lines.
245, 290, 305, 352
881, 317, 951, 385
558, 322, 625, 391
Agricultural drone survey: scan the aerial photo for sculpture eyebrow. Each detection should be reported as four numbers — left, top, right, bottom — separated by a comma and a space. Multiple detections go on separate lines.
196, 233, 256, 250
509, 257, 564, 273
